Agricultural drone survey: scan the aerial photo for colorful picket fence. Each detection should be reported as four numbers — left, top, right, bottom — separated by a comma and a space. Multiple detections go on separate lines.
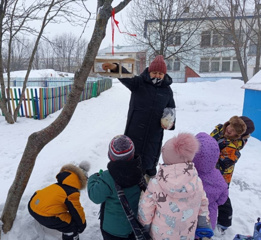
0, 78, 112, 120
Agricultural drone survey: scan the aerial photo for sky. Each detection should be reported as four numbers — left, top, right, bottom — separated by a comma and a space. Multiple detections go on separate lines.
1, 70, 261, 240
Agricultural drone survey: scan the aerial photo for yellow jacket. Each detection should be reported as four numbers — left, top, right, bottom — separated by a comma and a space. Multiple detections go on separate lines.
29, 164, 87, 232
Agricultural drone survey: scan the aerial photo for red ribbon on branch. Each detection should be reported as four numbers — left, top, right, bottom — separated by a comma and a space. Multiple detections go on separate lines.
111, 8, 136, 55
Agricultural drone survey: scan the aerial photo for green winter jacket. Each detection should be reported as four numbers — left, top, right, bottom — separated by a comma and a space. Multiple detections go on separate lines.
88, 170, 141, 238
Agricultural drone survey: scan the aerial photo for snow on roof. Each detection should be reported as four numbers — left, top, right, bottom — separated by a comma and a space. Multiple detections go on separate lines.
199, 72, 242, 78
3, 69, 74, 78
98, 45, 147, 55
95, 55, 134, 61
242, 70, 261, 91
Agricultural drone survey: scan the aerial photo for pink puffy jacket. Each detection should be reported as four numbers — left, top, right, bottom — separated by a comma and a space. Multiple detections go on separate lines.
138, 163, 211, 240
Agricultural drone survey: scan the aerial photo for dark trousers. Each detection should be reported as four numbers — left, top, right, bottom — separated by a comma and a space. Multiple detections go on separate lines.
28, 203, 78, 233
218, 197, 233, 228
101, 228, 136, 240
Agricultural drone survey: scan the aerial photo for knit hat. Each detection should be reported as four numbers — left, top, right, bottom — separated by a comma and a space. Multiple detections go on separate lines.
240, 116, 255, 137
148, 55, 167, 74
108, 135, 135, 161
162, 133, 200, 165
79, 161, 91, 177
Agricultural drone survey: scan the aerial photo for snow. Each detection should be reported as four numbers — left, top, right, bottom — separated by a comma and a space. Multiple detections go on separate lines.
1, 71, 261, 240
3, 69, 74, 78
243, 70, 261, 91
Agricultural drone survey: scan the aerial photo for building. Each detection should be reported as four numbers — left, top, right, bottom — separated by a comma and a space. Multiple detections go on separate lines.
143, 7, 260, 82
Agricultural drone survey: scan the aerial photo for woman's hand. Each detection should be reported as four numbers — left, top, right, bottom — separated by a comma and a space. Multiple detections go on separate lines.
102, 63, 117, 71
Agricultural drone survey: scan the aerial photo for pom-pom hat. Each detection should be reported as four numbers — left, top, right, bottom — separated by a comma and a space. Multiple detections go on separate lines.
108, 135, 135, 161
79, 161, 91, 177
148, 55, 167, 74
162, 133, 200, 165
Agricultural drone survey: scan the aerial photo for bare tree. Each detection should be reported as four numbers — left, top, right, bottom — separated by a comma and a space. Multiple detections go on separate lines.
52, 33, 78, 72
202, 0, 260, 83
125, 0, 205, 62
74, 38, 88, 69
0, 0, 131, 234
251, 1, 261, 75
31, 34, 88, 71
0, 0, 91, 123
9, 36, 31, 71
34, 39, 56, 69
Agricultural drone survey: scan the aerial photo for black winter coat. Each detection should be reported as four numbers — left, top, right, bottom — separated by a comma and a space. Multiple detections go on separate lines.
117, 67, 176, 176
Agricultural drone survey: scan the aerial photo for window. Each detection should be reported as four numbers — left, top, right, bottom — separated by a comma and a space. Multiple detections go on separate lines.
167, 32, 181, 46
232, 57, 240, 72
165, 58, 180, 71
174, 32, 181, 45
223, 31, 234, 46
166, 59, 173, 70
212, 31, 222, 46
173, 58, 180, 71
222, 57, 231, 71
167, 33, 174, 45
235, 30, 243, 46
201, 31, 211, 47
211, 58, 220, 72
200, 58, 210, 72
249, 42, 257, 55
200, 56, 238, 72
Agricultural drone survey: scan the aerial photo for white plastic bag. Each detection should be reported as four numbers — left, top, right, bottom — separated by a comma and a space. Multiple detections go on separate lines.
161, 108, 176, 130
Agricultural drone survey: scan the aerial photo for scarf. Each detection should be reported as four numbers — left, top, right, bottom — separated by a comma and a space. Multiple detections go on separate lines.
115, 178, 151, 240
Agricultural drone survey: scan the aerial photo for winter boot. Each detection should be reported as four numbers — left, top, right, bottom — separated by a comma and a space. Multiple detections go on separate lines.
62, 232, 79, 240
216, 224, 227, 235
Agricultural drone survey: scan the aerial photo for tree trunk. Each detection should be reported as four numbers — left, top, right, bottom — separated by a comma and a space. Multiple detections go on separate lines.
0, 0, 131, 233
0, 101, 14, 124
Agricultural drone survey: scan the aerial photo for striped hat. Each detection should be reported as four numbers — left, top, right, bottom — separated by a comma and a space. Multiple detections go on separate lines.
108, 135, 135, 161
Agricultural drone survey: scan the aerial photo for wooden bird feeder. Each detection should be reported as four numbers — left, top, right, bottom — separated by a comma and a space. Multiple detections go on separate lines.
93, 56, 135, 78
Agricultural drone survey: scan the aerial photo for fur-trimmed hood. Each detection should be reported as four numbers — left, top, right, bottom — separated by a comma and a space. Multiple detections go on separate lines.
58, 163, 89, 190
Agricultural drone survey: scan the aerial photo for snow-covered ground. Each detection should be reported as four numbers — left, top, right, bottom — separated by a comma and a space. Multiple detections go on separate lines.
0, 72, 261, 240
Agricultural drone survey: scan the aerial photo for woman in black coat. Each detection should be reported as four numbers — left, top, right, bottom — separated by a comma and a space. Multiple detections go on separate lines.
102, 55, 176, 177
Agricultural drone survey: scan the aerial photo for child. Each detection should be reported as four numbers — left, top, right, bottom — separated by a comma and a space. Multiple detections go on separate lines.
138, 133, 213, 240
193, 132, 228, 230
87, 135, 146, 240
28, 161, 90, 240
210, 116, 255, 233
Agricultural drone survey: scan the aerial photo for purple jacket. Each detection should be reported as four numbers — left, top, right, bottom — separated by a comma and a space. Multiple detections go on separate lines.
193, 132, 228, 229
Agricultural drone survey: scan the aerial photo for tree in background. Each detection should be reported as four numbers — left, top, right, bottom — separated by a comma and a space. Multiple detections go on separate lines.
201, 0, 261, 83
1, 33, 88, 72
125, 0, 205, 63
50, 33, 88, 72
251, 0, 261, 75
0, 0, 91, 123
0, 0, 131, 234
